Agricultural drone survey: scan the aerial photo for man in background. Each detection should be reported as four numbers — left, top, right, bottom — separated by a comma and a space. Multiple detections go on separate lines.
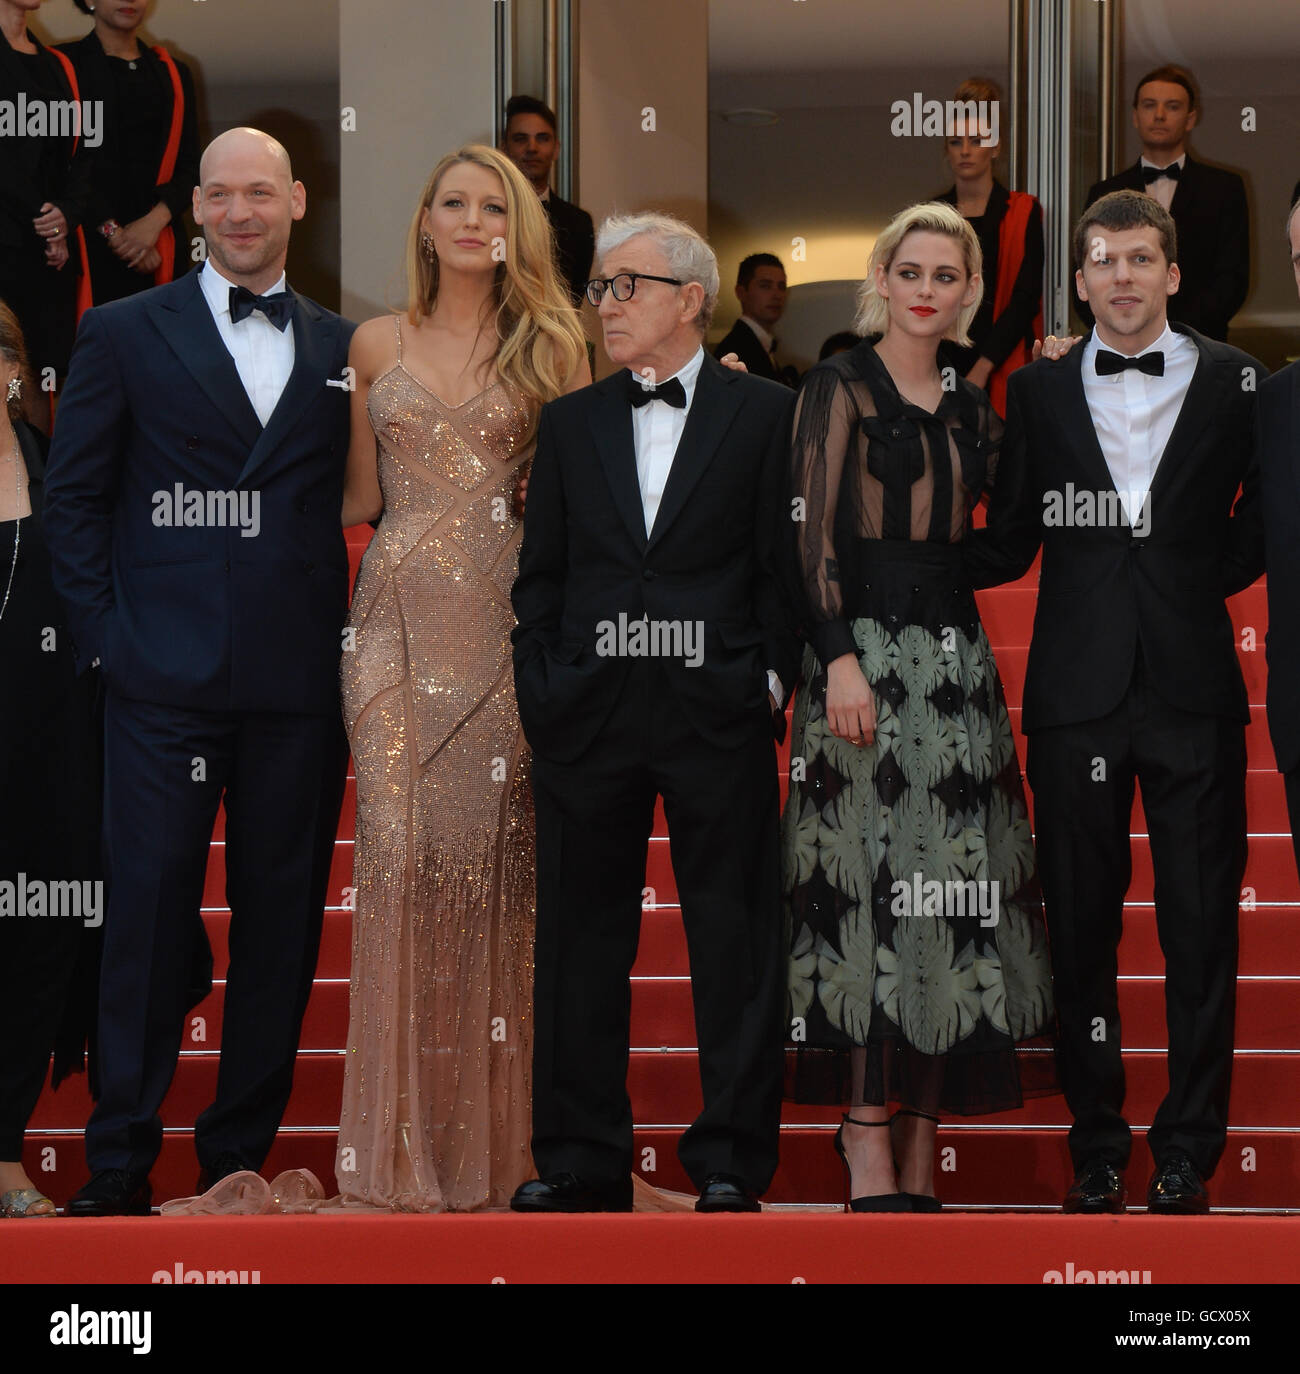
1083, 64, 1249, 341
714, 252, 797, 385
502, 94, 594, 309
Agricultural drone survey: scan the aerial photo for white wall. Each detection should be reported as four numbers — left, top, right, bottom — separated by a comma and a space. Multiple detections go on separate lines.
576, 0, 709, 377
339, 0, 496, 323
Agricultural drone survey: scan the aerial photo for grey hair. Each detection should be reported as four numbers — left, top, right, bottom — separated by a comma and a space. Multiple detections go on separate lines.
595, 212, 720, 333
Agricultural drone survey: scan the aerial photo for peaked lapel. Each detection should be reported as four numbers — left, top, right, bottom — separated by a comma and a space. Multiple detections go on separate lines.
589, 373, 647, 551
146, 273, 262, 452
1045, 335, 1117, 497
1167, 156, 1201, 221
237, 295, 337, 487
646, 353, 743, 552
1144, 323, 1216, 505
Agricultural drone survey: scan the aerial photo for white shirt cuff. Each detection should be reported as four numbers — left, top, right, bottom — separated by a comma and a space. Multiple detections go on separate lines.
766, 669, 784, 709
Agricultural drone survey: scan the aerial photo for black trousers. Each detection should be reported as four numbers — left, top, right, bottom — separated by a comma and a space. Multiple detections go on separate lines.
1026, 664, 1246, 1180
529, 660, 785, 1194
86, 693, 347, 1176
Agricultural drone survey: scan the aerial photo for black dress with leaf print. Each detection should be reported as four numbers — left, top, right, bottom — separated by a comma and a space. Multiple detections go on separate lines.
781, 340, 1057, 1115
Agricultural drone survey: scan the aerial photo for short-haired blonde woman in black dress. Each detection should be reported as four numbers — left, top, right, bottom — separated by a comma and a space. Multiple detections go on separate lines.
782, 202, 1057, 1211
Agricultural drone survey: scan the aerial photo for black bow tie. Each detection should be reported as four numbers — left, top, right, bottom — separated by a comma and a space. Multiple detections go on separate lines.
1096, 349, 1165, 377
626, 372, 687, 408
229, 285, 296, 331
1143, 162, 1181, 184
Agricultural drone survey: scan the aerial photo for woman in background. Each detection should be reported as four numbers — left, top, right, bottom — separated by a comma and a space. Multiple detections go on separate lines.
0, 302, 101, 1217
937, 76, 1043, 417
0, 0, 95, 400
782, 202, 1056, 1212
60, 0, 199, 303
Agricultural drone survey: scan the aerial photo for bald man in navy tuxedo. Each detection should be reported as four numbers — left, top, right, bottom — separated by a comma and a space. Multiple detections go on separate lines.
44, 128, 353, 1215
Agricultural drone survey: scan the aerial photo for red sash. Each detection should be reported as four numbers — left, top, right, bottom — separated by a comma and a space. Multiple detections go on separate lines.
151, 45, 185, 285
44, 45, 94, 324
988, 190, 1044, 417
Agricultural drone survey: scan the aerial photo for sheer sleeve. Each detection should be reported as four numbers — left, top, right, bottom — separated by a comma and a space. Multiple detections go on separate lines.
791, 363, 860, 666
963, 375, 1041, 589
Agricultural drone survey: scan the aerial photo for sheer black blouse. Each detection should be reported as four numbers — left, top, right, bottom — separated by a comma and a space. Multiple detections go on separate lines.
790, 341, 1005, 667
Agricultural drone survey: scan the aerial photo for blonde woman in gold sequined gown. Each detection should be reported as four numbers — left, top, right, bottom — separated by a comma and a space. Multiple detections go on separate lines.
336, 147, 588, 1211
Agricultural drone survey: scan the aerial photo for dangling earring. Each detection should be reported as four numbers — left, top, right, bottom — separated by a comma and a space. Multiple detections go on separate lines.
420, 232, 436, 261
5, 376, 20, 404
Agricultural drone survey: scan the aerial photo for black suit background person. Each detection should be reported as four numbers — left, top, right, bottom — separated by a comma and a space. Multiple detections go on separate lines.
510, 212, 799, 1213
1083, 64, 1249, 342
714, 252, 797, 385
60, 0, 201, 303
969, 190, 1265, 1215
0, 0, 97, 388
501, 94, 594, 310
1260, 195, 1300, 881
44, 128, 354, 1216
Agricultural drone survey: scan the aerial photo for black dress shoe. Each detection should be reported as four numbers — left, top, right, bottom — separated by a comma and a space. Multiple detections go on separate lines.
1063, 1158, 1127, 1213
695, 1173, 761, 1213
510, 1173, 633, 1213
1147, 1150, 1209, 1215
195, 1152, 254, 1195
67, 1168, 153, 1217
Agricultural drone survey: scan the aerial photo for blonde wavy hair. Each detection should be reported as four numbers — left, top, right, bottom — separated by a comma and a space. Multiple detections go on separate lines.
854, 201, 983, 346
404, 145, 585, 420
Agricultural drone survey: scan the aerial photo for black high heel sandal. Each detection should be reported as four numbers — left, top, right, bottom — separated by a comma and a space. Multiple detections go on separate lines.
833, 1114, 912, 1212
890, 1108, 943, 1212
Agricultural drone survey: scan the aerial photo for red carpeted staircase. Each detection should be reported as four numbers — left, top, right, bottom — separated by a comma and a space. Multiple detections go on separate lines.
18, 530, 1300, 1253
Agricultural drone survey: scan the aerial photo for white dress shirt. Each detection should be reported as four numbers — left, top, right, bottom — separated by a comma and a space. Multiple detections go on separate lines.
630, 345, 704, 537
198, 260, 296, 426
1081, 322, 1196, 528
627, 345, 783, 706
1139, 153, 1186, 213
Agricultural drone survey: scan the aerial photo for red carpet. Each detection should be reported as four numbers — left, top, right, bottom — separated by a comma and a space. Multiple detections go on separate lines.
12, 537, 1298, 1284
4, 1213, 1297, 1285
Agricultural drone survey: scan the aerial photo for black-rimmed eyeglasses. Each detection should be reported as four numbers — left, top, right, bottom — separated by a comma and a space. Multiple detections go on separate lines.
584, 272, 683, 307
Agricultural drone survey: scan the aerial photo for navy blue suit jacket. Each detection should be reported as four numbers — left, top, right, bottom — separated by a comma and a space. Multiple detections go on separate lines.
43, 269, 355, 716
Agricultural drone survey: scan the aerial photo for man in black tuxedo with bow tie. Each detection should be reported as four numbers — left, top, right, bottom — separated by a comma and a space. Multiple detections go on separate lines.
1082, 65, 1249, 342
44, 128, 353, 1214
968, 189, 1265, 1215
714, 253, 798, 386
510, 212, 798, 1212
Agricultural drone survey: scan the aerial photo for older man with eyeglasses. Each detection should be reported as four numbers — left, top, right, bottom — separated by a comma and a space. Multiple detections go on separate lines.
509, 212, 798, 1213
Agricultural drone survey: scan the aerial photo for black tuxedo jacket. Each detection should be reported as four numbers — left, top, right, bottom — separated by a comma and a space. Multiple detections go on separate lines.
1082, 157, 1249, 341
544, 191, 595, 308
966, 324, 1265, 734
43, 270, 356, 716
512, 352, 800, 763
714, 318, 780, 383
1260, 361, 1300, 773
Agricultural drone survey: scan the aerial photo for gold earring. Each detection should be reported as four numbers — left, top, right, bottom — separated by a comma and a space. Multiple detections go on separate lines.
420, 232, 436, 261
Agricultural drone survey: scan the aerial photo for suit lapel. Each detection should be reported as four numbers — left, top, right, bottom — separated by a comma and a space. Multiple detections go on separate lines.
147, 274, 262, 451
589, 375, 647, 551
1146, 324, 1215, 504
646, 354, 743, 551
1168, 156, 1198, 219
237, 296, 337, 486
1048, 338, 1117, 495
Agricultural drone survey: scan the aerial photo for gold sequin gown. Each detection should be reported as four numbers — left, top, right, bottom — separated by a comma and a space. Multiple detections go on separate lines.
336, 321, 535, 1211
